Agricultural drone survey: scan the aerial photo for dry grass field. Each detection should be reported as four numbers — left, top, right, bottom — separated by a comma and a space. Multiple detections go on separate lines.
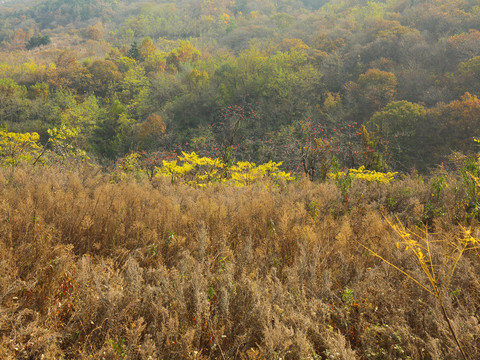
0, 165, 479, 359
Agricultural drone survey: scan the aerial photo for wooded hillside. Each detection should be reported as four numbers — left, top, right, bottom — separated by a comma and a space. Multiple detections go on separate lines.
1, 0, 480, 174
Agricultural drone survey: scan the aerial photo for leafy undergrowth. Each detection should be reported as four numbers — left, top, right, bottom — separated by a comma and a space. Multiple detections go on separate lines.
0, 166, 479, 359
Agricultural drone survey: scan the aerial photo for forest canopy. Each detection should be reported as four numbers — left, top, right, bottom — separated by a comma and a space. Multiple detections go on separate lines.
1, 0, 480, 174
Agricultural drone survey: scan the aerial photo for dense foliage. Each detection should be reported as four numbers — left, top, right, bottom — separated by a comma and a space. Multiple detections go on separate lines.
1, 0, 480, 174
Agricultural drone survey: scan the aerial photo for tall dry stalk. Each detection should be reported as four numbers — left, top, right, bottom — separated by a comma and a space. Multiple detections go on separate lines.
359, 218, 479, 360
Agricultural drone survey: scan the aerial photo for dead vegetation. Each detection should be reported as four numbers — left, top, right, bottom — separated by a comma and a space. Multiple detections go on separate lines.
0, 165, 479, 359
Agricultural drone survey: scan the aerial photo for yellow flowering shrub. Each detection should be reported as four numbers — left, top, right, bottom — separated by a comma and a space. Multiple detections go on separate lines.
349, 166, 398, 183
46, 126, 91, 165
327, 165, 397, 204
0, 126, 90, 173
328, 165, 397, 184
155, 152, 294, 187
229, 160, 294, 187
156, 152, 225, 186
0, 130, 41, 169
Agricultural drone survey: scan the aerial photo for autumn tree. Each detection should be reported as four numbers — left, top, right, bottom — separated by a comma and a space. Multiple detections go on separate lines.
93, 100, 135, 159
49, 51, 92, 93
457, 56, 480, 94
446, 30, 480, 69
86, 59, 122, 98
346, 69, 397, 122
435, 93, 480, 155
9, 29, 28, 50
135, 113, 167, 151
166, 40, 201, 71
0, 130, 40, 177
138, 37, 156, 60
85, 22, 104, 40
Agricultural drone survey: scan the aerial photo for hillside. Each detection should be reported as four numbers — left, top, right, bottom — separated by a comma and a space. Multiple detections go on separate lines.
0, 0, 480, 172
1, 1, 480, 359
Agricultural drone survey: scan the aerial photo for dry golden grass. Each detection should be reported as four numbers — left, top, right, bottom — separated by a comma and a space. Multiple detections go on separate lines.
0, 165, 479, 359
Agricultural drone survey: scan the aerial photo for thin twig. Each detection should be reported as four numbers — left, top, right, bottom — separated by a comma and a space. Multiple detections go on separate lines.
357, 241, 435, 296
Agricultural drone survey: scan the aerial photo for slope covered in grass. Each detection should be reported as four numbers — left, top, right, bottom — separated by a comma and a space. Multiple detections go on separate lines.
0, 165, 479, 359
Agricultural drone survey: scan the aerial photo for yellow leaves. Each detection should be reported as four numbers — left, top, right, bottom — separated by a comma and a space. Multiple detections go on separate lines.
178, 151, 223, 168
230, 161, 254, 171
272, 171, 295, 182
162, 159, 177, 169
156, 152, 225, 185
47, 125, 80, 141
418, 250, 424, 261
385, 217, 480, 303
350, 166, 398, 183
0, 63, 13, 78
158, 159, 195, 177
0, 130, 41, 167
46, 125, 91, 165
118, 152, 142, 173
328, 171, 347, 180
328, 166, 397, 183
21, 59, 47, 75
322, 91, 342, 112
0, 130, 40, 143
225, 159, 289, 187
0, 126, 90, 170
467, 170, 480, 196
155, 152, 293, 187
187, 68, 209, 88
220, 12, 230, 25
0, 60, 55, 80
461, 227, 477, 245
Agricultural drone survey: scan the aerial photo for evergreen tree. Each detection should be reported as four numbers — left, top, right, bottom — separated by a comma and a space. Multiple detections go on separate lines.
127, 41, 140, 61
26, 35, 51, 50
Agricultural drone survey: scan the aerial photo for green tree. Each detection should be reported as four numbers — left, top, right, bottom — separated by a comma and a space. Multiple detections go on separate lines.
260, 49, 324, 127
369, 101, 426, 170
127, 41, 141, 61
120, 65, 152, 120
58, 95, 101, 150
0, 79, 29, 124
94, 100, 135, 159
26, 35, 51, 50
